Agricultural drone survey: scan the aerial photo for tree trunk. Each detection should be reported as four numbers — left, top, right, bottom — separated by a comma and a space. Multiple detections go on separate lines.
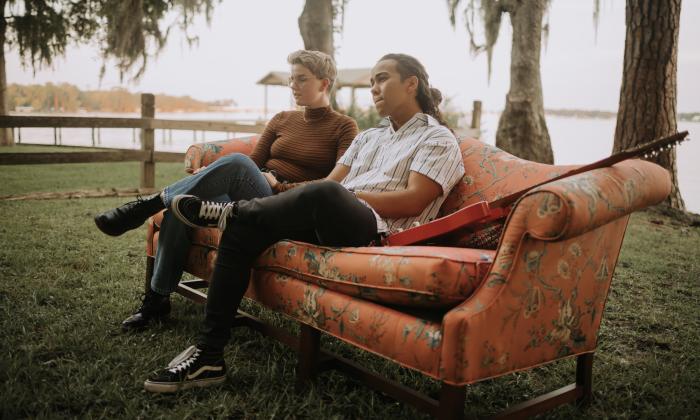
0, 0, 14, 147
495, 0, 553, 164
298, 0, 334, 56
298, 0, 337, 109
613, 0, 684, 209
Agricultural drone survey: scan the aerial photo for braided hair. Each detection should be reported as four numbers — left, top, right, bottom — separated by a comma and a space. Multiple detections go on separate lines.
379, 53, 450, 129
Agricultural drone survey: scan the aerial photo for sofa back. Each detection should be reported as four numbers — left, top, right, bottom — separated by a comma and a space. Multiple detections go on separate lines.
184, 135, 580, 219
439, 137, 578, 217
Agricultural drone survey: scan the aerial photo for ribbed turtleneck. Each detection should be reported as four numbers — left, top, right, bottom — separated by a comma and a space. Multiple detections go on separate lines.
248, 107, 359, 183
303, 106, 331, 122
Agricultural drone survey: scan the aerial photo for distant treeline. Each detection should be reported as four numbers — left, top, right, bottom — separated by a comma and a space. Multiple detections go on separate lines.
7, 83, 233, 113
545, 108, 699, 122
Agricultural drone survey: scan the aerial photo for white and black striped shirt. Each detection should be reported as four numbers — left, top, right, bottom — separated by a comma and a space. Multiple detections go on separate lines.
338, 113, 464, 233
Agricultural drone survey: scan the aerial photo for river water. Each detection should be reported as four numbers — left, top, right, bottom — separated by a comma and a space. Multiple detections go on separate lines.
10, 111, 699, 213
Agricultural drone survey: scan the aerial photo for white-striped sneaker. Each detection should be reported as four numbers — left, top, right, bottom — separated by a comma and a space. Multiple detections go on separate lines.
170, 194, 237, 231
144, 345, 226, 393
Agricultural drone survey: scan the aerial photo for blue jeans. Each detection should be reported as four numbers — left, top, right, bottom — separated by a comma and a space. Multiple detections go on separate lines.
151, 153, 273, 295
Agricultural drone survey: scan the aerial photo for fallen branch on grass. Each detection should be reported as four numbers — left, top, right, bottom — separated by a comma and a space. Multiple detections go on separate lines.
0, 187, 158, 201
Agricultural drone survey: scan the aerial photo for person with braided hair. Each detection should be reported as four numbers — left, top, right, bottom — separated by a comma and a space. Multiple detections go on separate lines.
377, 53, 451, 130
141, 53, 465, 393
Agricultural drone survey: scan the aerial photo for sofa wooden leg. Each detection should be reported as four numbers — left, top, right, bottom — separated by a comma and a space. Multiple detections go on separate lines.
576, 353, 594, 407
145, 256, 154, 294
437, 382, 465, 420
295, 323, 320, 392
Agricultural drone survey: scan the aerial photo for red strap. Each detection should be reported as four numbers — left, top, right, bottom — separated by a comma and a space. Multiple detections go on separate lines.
383, 201, 492, 246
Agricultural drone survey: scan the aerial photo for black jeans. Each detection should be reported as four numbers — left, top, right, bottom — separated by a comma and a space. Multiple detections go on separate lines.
199, 180, 378, 351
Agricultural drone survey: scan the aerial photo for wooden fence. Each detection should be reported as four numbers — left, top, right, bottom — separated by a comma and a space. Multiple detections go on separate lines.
0, 94, 266, 188
0, 95, 482, 190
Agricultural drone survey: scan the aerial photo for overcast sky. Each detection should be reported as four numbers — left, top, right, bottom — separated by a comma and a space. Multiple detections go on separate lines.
6, 0, 700, 113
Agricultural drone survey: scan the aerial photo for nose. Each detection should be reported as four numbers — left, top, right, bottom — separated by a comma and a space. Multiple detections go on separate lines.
370, 83, 379, 96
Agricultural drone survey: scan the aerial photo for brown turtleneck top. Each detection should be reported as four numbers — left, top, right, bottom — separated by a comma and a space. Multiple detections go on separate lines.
249, 106, 358, 185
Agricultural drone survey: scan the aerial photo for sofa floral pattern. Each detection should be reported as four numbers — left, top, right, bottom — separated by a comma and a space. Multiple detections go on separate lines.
147, 136, 672, 385
184, 136, 258, 174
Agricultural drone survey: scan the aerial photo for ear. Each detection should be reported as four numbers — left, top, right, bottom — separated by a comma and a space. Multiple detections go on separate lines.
405, 75, 419, 95
320, 78, 331, 93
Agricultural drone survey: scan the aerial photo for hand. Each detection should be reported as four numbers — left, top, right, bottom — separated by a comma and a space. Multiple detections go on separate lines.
192, 165, 207, 175
262, 171, 279, 189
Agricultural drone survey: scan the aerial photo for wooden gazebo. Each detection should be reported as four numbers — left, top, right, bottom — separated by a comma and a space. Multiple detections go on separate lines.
257, 68, 371, 117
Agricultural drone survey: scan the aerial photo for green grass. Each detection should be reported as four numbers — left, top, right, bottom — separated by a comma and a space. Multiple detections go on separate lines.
0, 152, 699, 418
0, 144, 184, 196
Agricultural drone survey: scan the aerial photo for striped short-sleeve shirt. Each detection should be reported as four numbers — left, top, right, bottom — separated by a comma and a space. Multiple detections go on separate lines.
338, 113, 465, 233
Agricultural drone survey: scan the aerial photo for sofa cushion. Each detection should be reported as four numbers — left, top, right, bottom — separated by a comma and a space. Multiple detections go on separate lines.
254, 240, 495, 309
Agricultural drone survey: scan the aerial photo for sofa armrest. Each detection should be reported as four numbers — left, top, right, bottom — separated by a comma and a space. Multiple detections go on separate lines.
437, 159, 671, 385
184, 136, 259, 174
503, 159, 671, 241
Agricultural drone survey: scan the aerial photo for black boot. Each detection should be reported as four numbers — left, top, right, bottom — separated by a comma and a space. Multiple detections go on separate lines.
122, 289, 171, 331
95, 193, 165, 236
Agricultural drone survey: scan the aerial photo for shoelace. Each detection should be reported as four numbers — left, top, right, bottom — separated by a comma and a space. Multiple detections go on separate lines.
197, 201, 236, 231
121, 196, 144, 209
168, 348, 201, 374
218, 203, 236, 231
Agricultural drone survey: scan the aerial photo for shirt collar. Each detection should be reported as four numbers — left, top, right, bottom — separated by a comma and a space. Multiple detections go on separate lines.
377, 112, 438, 131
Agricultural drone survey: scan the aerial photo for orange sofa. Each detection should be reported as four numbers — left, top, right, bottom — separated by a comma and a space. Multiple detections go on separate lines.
145, 136, 671, 419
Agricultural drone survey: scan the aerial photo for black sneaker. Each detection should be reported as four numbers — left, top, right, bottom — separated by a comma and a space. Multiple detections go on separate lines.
144, 345, 226, 393
94, 194, 165, 236
171, 194, 237, 230
121, 290, 171, 332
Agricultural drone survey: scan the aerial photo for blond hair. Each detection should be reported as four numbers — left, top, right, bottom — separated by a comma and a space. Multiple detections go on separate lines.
287, 50, 337, 91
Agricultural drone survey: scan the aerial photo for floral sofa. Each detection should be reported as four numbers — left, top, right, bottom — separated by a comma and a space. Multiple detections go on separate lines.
145, 135, 671, 419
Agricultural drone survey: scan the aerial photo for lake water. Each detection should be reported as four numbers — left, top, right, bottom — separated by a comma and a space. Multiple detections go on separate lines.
9, 111, 700, 213
480, 112, 699, 214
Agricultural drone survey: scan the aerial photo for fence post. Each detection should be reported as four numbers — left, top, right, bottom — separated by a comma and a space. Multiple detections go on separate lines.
141, 93, 156, 189
53, 127, 58, 145
91, 127, 96, 147
471, 100, 482, 131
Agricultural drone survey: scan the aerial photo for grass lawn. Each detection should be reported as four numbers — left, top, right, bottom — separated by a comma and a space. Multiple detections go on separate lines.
1, 150, 699, 418
0, 144, 184, 196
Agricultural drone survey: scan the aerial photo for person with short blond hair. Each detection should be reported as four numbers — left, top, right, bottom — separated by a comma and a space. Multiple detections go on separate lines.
94, 49, 358, 332
287, 49, 337, 90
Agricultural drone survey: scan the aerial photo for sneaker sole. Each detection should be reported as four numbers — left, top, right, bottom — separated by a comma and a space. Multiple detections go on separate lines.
170, 195, 204, 229
143, 375, 226, 393
121, 314, 170, 332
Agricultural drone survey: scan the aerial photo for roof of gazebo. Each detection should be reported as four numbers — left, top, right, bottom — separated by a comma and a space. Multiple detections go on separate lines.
256, 68, 371, 88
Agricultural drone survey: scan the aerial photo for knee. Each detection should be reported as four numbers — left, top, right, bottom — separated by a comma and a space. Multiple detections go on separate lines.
216, 153, 252, 167
210, 153, 257, 173
300, 180, 347, 203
